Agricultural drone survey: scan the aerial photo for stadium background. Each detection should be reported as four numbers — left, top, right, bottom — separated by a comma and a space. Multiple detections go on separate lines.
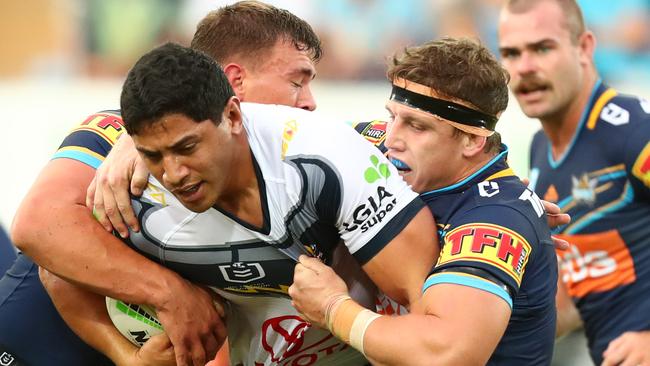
1, 1, 649, 364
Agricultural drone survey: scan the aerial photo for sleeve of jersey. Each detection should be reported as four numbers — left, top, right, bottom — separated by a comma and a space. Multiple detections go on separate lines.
51, 111, 124, 169
625, 101, 650, 201
349, 120, 388, 155
423, 206, 539, 308
295, 120, 423, 265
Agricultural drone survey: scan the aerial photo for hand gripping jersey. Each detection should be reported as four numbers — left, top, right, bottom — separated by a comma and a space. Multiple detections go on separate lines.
529, 80, 650, 364
82, 103, 422, 365
355, 121, 558, 364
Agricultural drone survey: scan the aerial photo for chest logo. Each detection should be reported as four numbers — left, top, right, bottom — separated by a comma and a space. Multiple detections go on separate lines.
571, 174, 598, 206
219, 262, 266, 284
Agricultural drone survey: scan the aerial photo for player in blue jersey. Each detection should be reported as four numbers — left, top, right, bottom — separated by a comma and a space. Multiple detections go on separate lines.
8, 2, 321, 365
289, 38, 558, 365
498, 1, 650, 365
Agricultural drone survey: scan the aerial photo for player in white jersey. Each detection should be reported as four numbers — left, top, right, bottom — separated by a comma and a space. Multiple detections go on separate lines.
113, 43, 437, 365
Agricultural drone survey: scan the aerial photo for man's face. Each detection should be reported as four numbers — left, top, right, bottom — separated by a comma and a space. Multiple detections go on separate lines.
498, 1, 585, 119
132, 113, 235, 213
242, 39, 317, 110
384, 100, 466, 193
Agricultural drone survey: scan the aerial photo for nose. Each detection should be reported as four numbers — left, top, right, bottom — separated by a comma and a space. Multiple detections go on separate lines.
161, 155, 189, 188
297, 85, 317, 111
514, 51, 538, 76
384, 117, 405, 151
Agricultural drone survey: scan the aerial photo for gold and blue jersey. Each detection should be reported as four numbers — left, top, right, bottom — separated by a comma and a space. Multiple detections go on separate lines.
53, 110, 124, 168
354, 119, 558, 366
422, 146, 557, 365
529, 80, 650, 364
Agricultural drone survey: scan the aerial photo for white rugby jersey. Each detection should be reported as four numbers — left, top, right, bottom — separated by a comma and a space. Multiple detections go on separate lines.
126, 103, 423, 365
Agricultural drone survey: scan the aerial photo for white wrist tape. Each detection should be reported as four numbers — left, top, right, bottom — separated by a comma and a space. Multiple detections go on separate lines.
349, 309, 381, 356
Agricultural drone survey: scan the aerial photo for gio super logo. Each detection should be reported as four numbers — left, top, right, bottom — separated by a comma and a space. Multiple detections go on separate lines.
344, 155, 396, 233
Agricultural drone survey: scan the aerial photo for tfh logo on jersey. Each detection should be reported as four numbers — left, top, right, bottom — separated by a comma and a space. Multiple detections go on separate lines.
439, 223, 532, 285
342, 186, 396, 233
219, 262, 266, 284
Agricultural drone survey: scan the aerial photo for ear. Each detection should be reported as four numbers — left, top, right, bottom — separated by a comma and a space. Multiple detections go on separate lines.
223, 96, 244, 134
578, 30, 596, 67
462, 134, 487, 158
223, 63, 246, 99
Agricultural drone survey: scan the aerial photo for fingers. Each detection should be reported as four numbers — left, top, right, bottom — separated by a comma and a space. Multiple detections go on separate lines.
101, 179, 129, 238
86, 176, 97, 209
547, 213, 571, 228
297, 255, 326, 273
551, 236, 570, 251
131, 158, 150, 197
542, 199, 560, 215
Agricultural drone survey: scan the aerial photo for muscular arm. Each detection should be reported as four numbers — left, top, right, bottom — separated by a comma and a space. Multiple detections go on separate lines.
363, 285, 510, 365
290, 256, 510, 365
12, 158, 182, 306
11, 157, 225, 365
39, 268, 139, 365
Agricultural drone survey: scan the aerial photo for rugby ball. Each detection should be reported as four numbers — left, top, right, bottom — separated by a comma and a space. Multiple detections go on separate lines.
106, 297, 164, 347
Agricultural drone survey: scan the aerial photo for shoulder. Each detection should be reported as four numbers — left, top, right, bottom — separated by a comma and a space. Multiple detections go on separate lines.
462, 177, 548, 238
590, 91, 650, 133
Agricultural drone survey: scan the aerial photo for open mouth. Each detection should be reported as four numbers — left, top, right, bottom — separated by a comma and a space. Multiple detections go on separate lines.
174, 182, 202, 198
390, 158, 412, 172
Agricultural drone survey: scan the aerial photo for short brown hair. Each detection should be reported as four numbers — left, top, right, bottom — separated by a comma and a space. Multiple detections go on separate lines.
190, 1, 322, 67
387, 37, 509, 154
504, 0, 586, 44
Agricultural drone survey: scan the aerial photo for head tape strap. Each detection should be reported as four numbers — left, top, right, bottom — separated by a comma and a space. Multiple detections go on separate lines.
389, 85, 498, 131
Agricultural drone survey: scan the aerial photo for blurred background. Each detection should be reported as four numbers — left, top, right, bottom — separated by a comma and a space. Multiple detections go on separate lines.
1, 1, 649, 364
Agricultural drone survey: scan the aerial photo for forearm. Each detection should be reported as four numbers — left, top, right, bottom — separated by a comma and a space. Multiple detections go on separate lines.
11, 160, 183, 307
555, 301, 582, 337
40, 268, 137, 365
330, 300, 484, 366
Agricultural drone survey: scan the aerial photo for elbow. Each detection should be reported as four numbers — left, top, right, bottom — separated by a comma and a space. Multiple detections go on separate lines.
11, 196, 45, 254
419, 338, 488, 366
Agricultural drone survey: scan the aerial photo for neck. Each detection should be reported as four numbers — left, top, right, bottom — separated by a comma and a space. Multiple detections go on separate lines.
540, 71, 598, 160
436, 151, 499, 191
216, 136, 264, 227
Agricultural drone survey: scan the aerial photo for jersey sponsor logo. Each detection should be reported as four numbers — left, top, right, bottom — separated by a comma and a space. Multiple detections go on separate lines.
632, 141, 650, 188
600, 102, 630, 126
360, 121, 387, 145
364, 154, 391, 183
281, 120, 298, 159
439, 223, 532, 286
73, 113, 124, 144
478, 181, 499, 197
342, 186, 397, 233
557, 230, 636, 298
257, 315, 348, 365
571, 174, 599, 206
219, 262, 266, 284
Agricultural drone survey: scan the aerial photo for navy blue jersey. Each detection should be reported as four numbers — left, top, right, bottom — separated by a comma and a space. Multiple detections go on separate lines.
0, 225, 15, 276
355, 120, 557, 365
422, 146, 557, 366
529, 80, 650, 364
